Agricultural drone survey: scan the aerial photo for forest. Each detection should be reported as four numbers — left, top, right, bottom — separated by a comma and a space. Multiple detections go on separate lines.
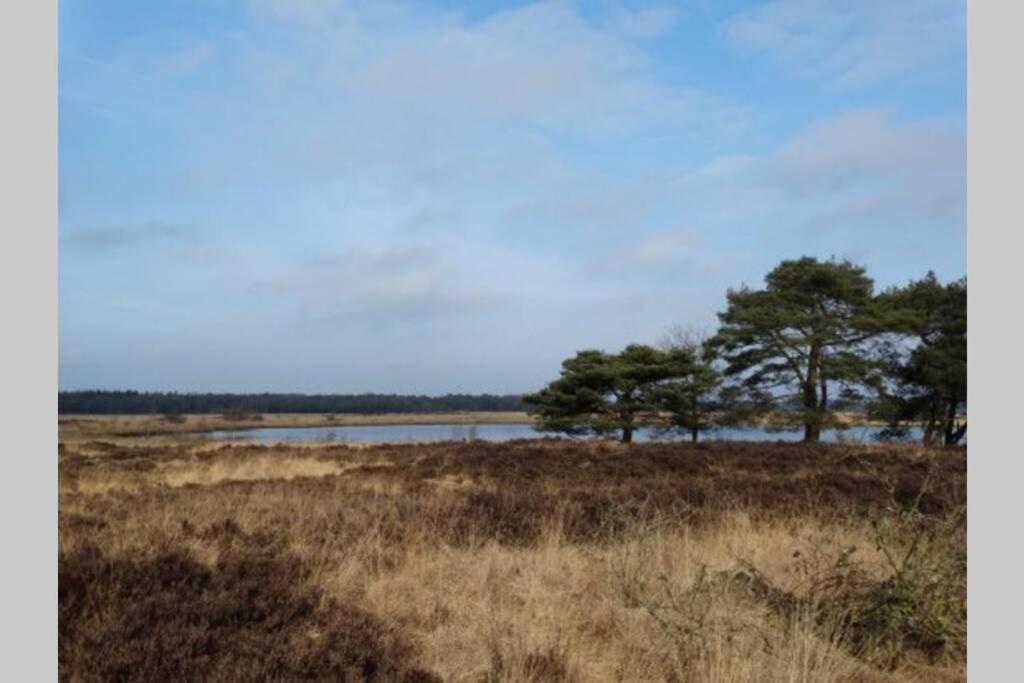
58, 391, 526, 415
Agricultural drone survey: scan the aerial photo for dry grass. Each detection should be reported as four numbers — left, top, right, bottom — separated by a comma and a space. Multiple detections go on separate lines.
59, 438, 966, 682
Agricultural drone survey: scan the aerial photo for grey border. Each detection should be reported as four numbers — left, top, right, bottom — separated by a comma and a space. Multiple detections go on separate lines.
0, 0, 57, 679
967, 0, 1022, 679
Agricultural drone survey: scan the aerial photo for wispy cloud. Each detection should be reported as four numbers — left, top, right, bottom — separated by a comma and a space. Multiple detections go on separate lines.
723, 0, 965, 87
766, 109, 963, 197
245, 0, 347, 29
58, 1, 966, 392
669, 108, 964, 278
588, 229, 703, 276
159, 42, 216, 76
61, 220, 197, 251
607, 4, 684, 39
328, 0, 743, 137
255, 244, 500, 328
510, 174, 669, 232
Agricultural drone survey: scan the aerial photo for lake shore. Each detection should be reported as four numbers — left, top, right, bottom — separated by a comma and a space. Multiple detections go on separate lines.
57, 411, 535, 440
57, 409, 927, 442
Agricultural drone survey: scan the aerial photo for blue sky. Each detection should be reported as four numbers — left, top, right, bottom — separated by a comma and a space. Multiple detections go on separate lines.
59, 0, 966, 393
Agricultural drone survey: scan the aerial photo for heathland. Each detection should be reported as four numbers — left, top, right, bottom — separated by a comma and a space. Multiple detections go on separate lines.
59, 420, 965, 681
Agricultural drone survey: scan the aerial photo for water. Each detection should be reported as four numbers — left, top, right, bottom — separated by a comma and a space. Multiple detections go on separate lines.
204, 422, 926, 444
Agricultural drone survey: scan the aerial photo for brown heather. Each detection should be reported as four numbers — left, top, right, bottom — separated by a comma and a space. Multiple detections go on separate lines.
59, 436, 966, 682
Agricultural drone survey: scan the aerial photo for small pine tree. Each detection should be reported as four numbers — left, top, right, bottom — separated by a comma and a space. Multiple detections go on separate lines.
872, 273, 966, 446
524, 344, 696, 443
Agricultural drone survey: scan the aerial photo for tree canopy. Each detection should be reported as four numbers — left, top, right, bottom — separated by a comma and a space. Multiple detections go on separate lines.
708, 257, 887, 442
872, 273, 967, 445
656, 327, 742, 442
523, 344, 696, 443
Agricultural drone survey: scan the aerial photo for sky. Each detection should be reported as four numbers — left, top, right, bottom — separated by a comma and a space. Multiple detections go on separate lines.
58, 0, 967, 394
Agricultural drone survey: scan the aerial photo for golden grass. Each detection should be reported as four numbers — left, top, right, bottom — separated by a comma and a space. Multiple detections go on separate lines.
159, 455, 342, 487
59, 438, 966, 682
360, 518, 889, 682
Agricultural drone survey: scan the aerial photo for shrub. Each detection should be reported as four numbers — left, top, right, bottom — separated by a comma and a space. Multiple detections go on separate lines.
221, 407, 262, 421
59, 543, 439, 681
736, 455, 966, 668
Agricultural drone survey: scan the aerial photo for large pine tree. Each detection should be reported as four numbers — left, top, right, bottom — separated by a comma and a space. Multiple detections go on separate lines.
709, 257, 886, 442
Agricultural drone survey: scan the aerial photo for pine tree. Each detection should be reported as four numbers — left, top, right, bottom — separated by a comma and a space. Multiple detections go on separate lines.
708, 257, 885, 442
524, 344, 695, 443
873, 273, 967, 445
656, 327, 741, 442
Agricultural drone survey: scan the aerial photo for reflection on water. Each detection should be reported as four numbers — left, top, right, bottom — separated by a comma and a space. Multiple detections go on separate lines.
203, 422, 926, 444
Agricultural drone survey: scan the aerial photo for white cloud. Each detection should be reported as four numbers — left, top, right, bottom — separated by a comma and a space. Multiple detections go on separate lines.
589, 229, 702, 275
767, 109, 963, 195
674, 109, 964, 243
58, 1, 966, 392
255, 244, 499, 327
300, 0, 746, 136
197, 0, 752, 254
160, 42, 216, 75
246, 0, 346, 29
608, 4, 684, 39
173, 0, 750, 224
625, 230, 699, 268
511, 175, 669, 232
723, 0, 965, 87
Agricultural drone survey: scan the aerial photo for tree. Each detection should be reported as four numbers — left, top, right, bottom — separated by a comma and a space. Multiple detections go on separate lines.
656, 326, 741, 442
872, 273, 966, 446
708, 257, 886, 442
523, 344, 696, 443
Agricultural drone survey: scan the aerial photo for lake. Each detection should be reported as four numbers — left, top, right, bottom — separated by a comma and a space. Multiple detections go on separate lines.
204, 422, 925, 444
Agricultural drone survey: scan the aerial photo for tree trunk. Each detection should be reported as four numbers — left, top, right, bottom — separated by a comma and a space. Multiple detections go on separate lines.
950, 420, 967, 445
922, 395, 941, 446
819, 369, 828, 413
691, 396, 700, 443
944, 399, 966, 446
621, 426, 634, 443
803, 343, 822, 442
803, 422, 820, 442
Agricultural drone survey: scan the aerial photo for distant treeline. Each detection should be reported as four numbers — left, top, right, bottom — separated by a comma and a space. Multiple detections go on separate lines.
58, 391, 526, 415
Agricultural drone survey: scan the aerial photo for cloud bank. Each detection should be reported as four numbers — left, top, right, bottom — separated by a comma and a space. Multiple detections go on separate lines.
58, 0, 966, 392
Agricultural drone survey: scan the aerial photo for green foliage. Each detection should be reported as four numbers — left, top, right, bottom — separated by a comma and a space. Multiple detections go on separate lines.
708, 257, 887, 442
523, 344, 696, 442
222, 407, 263, 421
871, 273, 967, 445
656, 328, 743, 442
